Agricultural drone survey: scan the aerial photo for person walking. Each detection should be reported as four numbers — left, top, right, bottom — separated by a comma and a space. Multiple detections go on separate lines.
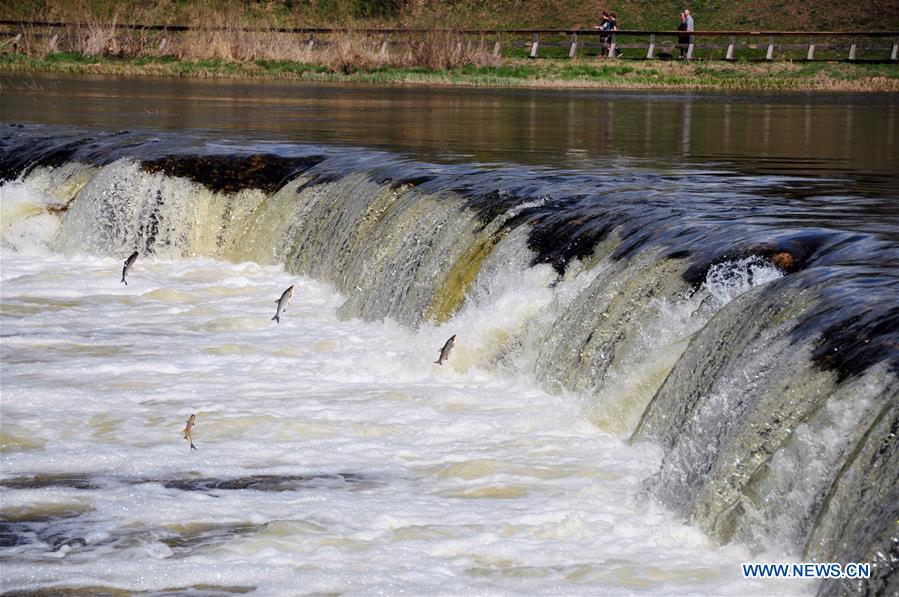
608, 12, 622, 57
595, 11, 612, 56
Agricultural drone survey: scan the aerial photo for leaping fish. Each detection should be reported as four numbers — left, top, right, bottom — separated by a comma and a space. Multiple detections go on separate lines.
434, 334, 456, 365
121, 251, 138, 285
183, 414, 197, 451
271, 285, 294, 324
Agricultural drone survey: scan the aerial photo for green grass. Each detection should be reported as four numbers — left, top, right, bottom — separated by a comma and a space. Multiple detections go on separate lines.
43, 51, 95, 64
2, 52, 897, 92
133, 55, 180, 66
254, 60, 329, 75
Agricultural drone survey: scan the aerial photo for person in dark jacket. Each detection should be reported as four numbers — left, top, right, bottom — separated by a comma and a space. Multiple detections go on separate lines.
608, 12, 622, 57
677, 10, 689, 57
595, 11, 611, 56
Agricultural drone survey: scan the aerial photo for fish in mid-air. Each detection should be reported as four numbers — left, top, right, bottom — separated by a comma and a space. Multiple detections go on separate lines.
183, 414, 197, 451
121, 251, 138, 285
434, 334, 456, 365
271, 285, 294, 324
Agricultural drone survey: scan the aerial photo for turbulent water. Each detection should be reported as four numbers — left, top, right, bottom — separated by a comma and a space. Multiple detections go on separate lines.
1, 122, 897, 596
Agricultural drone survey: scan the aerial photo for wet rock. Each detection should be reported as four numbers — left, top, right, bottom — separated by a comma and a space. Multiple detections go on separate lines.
161, 473, 366, 492
160, 522, 264, 552
770, 251, 795, 270
2, 584, 254, 596
141, 154, 323, 195
0, 474, 104, 491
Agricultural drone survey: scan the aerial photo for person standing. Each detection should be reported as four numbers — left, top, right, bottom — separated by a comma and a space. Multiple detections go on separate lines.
683, 9, 694, 58
677, 10, 690, 58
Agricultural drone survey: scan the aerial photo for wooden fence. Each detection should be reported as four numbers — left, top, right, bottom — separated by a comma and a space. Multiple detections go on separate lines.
515, 30, 899, 61
2, 20, 897, 62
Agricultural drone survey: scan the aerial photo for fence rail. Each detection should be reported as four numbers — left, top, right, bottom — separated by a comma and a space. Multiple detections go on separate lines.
2, 20, 897, 62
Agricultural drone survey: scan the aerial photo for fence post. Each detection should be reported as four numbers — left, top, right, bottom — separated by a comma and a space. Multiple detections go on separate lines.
530, 32, 539, 57
379, 33, 389, 56
766, 35, 774, 60
13, 32, 21, 53
726, 35, 734, 60
493, 32, 501, 56
306, 32, 314, 52
892, 38, 898, 61
686, 35, 694, 60
848, 39, 857, 61
608, 37, 617, 58
569, 32, 578, 58
646, 33, 655, 59
807, 35, 815, 60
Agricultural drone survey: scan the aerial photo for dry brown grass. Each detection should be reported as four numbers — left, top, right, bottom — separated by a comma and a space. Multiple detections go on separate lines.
322, 31, 388, 73
77, 13, 119, 56
10, 0, 171, 58
317, 30, 500, 73
400, 31, 500, 69
171, 5, 314, 62
4, 3, 501, 70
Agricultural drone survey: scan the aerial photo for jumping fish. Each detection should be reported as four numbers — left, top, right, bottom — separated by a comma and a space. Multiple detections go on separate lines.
271, 285, 294, 324
183, 414, 197, 451
434, 334, 456, 365
121, 251, 138, 285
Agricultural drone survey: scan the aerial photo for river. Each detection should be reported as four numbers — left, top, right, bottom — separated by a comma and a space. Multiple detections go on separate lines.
1, 73, 896, 595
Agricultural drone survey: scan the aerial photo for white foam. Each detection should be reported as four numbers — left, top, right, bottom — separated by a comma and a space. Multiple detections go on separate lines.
0, 178, 63, 253
0, 249, 811, 595
0, 175, 811, 595
704, 256, 784, 306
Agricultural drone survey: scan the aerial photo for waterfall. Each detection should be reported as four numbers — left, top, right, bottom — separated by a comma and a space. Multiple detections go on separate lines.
3, 125, 896, 595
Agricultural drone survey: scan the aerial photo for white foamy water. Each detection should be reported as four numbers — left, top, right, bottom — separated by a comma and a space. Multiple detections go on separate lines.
0, 183, 809, 595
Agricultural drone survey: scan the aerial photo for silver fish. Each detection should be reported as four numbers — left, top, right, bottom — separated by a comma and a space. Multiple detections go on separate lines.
121, 251, 138, 285
183, 414, 197, 451
434, 334, 456, 365
271, 285, 294, 324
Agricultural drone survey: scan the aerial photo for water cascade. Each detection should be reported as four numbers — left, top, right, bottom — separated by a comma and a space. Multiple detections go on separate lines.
2, 125, 896, 595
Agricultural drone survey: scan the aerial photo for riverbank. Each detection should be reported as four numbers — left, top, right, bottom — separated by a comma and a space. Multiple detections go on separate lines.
6, 0, 897, 32
3, 53, 898, 91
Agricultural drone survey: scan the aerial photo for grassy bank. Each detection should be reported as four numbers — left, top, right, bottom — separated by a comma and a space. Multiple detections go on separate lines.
4, 1, 896, 91
6, 0, 899, 32
2, 52, 898, 92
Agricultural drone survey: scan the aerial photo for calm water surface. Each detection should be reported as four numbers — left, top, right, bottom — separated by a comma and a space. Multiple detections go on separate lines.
1, 72, 896, 185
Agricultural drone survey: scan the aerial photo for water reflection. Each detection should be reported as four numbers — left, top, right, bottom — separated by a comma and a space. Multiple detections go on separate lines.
0, 73, 897, 190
